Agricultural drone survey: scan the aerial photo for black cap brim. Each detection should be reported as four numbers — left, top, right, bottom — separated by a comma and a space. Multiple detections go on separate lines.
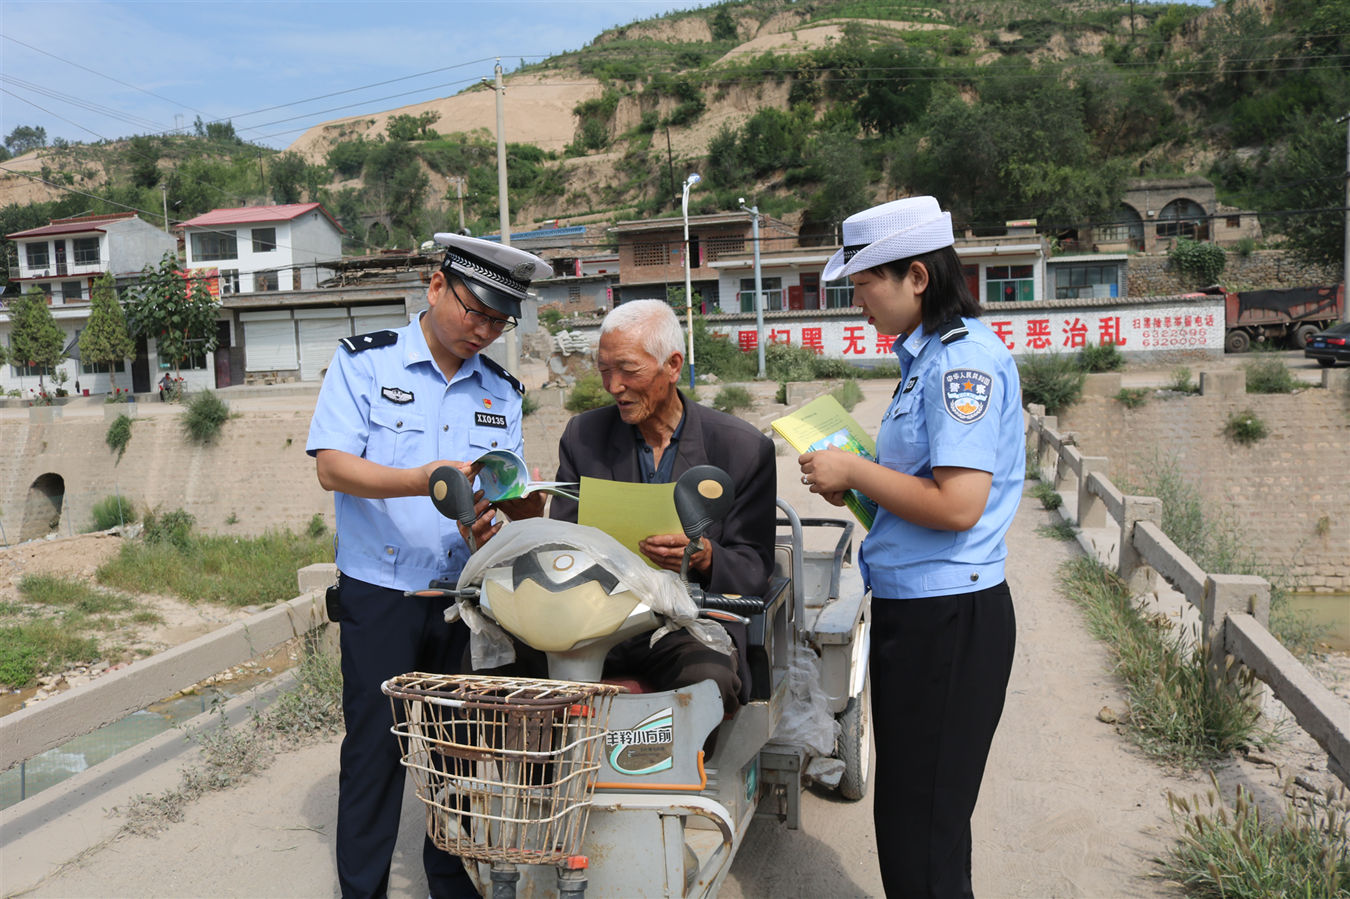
455, 274, 521, 319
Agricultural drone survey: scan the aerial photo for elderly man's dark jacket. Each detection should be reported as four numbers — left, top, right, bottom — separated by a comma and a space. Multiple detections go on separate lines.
549, 392, 776, 597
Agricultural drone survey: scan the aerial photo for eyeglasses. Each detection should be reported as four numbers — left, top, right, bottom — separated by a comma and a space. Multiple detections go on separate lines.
452, 288, 516, 332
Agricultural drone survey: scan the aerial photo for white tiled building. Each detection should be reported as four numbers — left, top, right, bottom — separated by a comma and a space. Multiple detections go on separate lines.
180, 203, 344, 295
2, 212, 177, 396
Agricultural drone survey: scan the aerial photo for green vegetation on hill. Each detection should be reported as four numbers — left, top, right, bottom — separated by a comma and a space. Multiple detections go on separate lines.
2, 0, 1345, 274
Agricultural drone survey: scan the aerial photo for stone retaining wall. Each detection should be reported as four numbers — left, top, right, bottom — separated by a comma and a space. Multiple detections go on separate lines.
1057, 371, 1350, 591
1126, 250, 1341, 297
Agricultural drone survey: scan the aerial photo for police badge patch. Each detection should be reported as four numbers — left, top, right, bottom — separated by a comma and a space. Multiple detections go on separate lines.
381, 386, 414, 404
942, 369, 992, 423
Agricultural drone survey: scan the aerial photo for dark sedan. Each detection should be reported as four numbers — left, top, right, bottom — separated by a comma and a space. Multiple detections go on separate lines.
1304, 321, 1350, 367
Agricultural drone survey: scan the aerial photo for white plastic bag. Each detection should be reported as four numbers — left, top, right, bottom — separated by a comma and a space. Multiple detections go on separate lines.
771, 644, 839, 758
449, 518, 733, 670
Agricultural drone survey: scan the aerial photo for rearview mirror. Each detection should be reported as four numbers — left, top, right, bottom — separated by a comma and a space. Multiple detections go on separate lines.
428, 465, 478, 532
672, 465, 734, 541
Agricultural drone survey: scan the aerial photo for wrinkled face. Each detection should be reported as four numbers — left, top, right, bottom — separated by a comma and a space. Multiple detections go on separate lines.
596, 328, 680, 425
423, 270, 511, 362
851, 263, 925, 337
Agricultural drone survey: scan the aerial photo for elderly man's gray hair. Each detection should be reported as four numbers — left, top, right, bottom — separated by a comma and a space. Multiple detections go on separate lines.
600, 299, 686, 364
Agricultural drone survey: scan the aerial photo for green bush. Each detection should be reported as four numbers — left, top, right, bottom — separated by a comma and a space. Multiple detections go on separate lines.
1018, 353, 1086, 414
183, 390, 230, 444
1168, 237, 1227, 286
1078, 342, 1126, 372
539, 308, 564, 334
306, 513, 327, 538
831, 379, 864, 412
764, 342, 818, 382
105, 413, 133, 461
143, 508, 196, 550
713, 385, 753, 414
1031, 481, 1063, 511
1243, 358, 1297, 394
1224, 409, 1268, 445
1115, 387, 1150, 409
91, 494, 137, 531
565, 372, 615, 413
521, 393, 539, 416
1167, 367, 1198, 394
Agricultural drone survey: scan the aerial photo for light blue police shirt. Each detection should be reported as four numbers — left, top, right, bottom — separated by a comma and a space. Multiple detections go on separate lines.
306, 314, 524, 592
859, 317, 1025, 599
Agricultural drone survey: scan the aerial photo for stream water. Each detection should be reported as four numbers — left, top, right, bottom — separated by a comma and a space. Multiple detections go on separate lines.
0, 647, 294, 810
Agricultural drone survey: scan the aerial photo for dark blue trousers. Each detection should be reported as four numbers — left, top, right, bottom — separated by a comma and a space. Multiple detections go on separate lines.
870, 581, 1016, 899
334, 574, 475, 899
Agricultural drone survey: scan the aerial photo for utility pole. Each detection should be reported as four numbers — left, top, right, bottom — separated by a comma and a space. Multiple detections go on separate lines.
740, 198, 765, 378
161, 183, 170, 234
493, 59, 518, 372
449, 176, 467, 233
1341, 111, 1349, 323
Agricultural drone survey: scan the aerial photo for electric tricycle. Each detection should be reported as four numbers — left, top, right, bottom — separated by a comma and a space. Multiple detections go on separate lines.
382, 465, 870, 897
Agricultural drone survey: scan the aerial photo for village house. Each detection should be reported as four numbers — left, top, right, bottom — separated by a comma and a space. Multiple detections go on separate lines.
2, 212, 177, 396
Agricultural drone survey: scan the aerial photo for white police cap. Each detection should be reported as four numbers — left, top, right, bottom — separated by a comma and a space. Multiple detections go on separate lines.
433, 232, 552, 318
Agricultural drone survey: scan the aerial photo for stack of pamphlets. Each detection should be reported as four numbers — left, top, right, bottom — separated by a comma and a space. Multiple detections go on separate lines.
771, 395, 878, 529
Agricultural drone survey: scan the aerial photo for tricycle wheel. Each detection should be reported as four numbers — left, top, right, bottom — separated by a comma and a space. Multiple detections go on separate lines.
837, 675, 871, 801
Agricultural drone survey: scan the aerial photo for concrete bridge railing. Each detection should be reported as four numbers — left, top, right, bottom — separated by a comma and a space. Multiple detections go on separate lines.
1025, 404, 1350, 787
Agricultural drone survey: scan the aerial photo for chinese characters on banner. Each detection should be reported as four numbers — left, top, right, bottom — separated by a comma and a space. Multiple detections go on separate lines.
715, 299, 1226, 359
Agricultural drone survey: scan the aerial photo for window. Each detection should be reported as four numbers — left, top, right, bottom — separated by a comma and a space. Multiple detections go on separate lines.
191, 230, 238, 261
25, 242, 49, 270
60, 281, 84, 303
738, 276, 783, 312
72, 237, 100, 266
705, 235, 745, 262
1053, 264, 1119, 300
823, 279, 853, 309
252, 227, 277, 252
1155, 199, 1208, 240
567, 283, 581, 304
985, 265, 1035, 303
253, 270, 279, 292
633, 241, 669, 267
159, 346, 208, 371
219, 269, 240, 295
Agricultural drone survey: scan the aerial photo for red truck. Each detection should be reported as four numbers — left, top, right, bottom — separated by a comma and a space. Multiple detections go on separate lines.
1207, 283, 1346, 353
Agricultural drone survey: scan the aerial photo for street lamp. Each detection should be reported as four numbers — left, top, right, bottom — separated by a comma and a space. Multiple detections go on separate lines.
682, 172, 701, 389
739, 197, 765, 379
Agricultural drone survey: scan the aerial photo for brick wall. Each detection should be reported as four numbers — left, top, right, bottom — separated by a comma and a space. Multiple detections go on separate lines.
1127, 249, 1342, 298
1056, 373, 1350, 592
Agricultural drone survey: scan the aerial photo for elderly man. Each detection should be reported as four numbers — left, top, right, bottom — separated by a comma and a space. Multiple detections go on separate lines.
549, 299, 777, 712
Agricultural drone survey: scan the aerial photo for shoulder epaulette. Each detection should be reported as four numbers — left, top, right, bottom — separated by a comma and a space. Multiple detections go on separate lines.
937, 317, 969, 344
480, 355, 525, 396
340, 330, 399, 353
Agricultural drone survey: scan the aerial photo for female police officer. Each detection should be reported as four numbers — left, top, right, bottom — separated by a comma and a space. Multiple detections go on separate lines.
307, 232, 549, 898
797, 197, 1023, 898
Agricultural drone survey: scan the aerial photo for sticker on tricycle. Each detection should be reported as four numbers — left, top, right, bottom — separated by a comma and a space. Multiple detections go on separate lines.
606, 707, 674, 775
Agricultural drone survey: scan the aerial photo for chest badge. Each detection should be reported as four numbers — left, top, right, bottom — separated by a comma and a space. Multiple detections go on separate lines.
381, 386, 414, 404
942, 369, 992, 423
482, 397, 493, 409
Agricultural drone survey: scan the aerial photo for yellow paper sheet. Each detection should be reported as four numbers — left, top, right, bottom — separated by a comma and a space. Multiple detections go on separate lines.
578, 476, 684, 567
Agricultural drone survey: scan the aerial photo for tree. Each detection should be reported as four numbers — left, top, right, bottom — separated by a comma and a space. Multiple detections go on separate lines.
9, 287, 66, 390
79, 273, 136, 392
127, 135, 161, 189
1252, 112, 1344, 268
124, 253, 220, 377
4, 125, 47, 156
269, 151, 308, 204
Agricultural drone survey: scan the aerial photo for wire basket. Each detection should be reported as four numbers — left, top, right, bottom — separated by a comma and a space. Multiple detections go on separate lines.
382, 673, 623, 865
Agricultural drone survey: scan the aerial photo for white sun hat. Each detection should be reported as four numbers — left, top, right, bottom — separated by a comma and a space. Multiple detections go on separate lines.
821, 196, 954, 282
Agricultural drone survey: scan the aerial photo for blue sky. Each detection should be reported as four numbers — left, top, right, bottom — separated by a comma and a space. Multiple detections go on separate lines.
1, 0, 1215, 153
1, 1, 711, 150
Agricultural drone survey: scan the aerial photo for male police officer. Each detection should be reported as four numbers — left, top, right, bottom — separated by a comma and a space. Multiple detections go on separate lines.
307, 233, 549, 899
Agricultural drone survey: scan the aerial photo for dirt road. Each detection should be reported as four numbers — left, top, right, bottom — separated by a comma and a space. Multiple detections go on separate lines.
4, 367, 1345, 898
